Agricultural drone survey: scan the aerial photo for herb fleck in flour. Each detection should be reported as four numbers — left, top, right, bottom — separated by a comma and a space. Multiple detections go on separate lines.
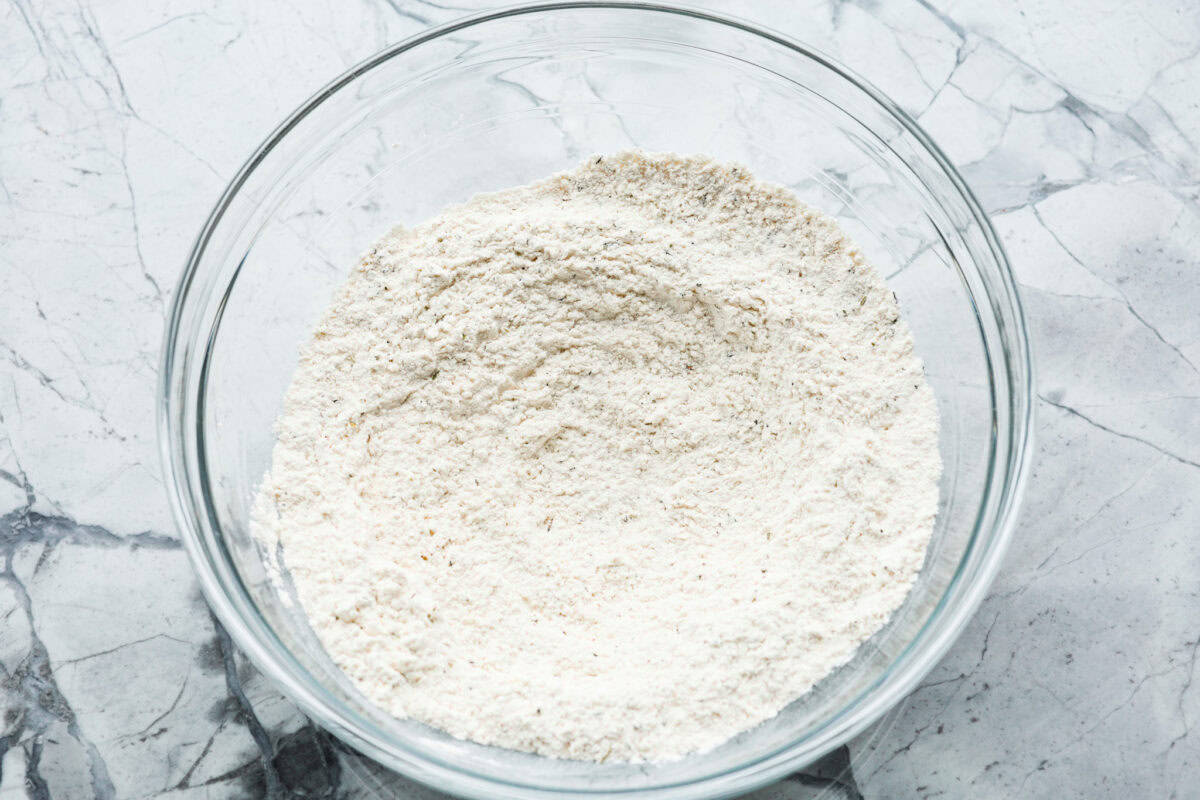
253, 151, 941, 762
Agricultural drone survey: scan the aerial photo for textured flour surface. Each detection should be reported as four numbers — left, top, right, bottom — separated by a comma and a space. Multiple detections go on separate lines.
253, 152, 941, 763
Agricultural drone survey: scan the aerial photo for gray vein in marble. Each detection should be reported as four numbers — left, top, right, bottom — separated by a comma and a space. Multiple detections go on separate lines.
213, 623, 284, 799
2, 516, 119, 799
1027, 203, 1200, 378
380, 0, 433, 27
1038, 395, 1200, 470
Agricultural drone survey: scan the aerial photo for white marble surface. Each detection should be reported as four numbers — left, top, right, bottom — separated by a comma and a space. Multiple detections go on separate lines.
1, 0, 1198, 797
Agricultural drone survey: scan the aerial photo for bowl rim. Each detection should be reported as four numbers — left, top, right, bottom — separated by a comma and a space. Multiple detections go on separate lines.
158, 3, 1034, 798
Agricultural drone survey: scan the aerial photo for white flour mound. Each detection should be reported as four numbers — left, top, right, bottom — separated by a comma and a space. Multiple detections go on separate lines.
253, 151, 941, 763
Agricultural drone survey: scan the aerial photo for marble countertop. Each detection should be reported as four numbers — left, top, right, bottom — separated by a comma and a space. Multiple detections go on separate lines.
2, 0, 1198, 797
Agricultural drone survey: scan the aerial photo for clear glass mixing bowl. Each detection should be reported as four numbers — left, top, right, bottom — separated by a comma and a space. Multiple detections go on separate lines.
159, 4, 1033, 798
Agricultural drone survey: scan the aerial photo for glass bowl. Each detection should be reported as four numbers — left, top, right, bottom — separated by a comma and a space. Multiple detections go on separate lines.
159, 3, 1033, 799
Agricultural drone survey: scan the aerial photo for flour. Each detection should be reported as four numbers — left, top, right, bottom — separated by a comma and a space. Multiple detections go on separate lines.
252, 151, 941, 763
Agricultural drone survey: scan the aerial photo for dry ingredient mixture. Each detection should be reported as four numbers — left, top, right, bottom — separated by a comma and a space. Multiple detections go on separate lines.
252, 151, 941, 762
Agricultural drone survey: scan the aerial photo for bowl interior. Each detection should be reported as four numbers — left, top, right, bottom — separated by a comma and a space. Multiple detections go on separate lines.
172, 5, 1024, 797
